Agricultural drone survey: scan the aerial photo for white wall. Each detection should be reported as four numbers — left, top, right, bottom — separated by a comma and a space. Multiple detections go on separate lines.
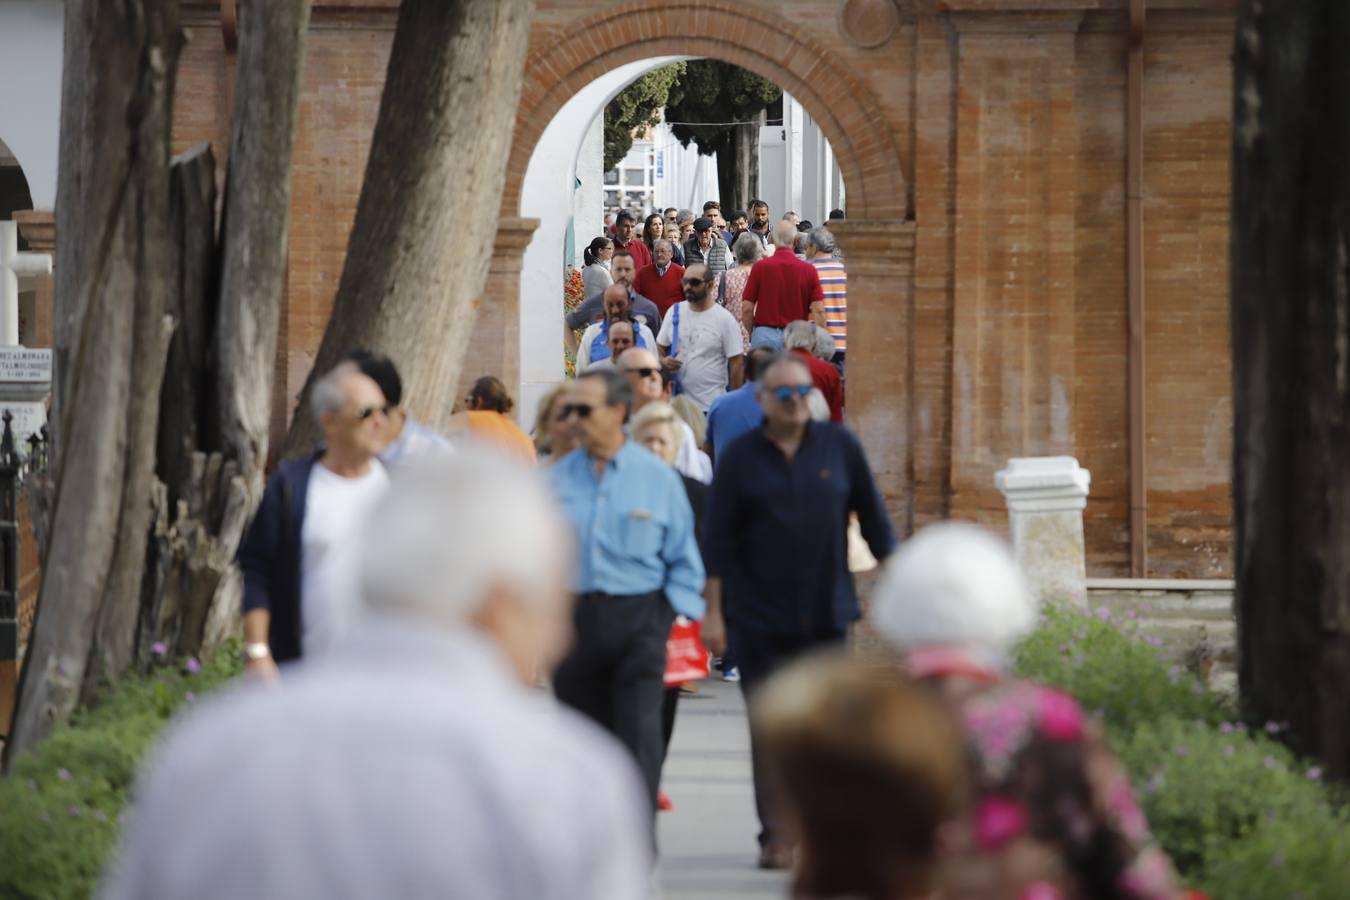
571, 114, 605, 269
519, 56, 688, 431
759, 91, 844, 225
0, 0, 63, 209
652, 122, 719, 213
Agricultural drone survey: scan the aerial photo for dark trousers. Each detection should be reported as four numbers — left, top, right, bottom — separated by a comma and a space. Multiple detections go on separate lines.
661, 686, 679, 766
733, 624, 847, 849
553, 592, 675, 814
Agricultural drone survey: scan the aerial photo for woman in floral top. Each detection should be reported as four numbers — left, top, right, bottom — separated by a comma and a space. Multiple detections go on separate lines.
872, 523, 1183, 900
718, 232, 761, 351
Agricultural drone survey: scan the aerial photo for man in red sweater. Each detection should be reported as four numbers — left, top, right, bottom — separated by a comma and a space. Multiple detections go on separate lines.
742, 221, 824, 352
784, 321, 843, 422
613, 210, 652, 271
632, 239, 685, 319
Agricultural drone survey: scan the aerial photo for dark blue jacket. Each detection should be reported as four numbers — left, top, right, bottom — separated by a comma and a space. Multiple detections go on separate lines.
237, 454, 320, 663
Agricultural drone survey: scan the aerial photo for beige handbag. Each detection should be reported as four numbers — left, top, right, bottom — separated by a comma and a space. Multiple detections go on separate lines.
847, 513, 878, 573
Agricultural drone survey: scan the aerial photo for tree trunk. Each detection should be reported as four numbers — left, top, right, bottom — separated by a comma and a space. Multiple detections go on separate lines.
7, 0, 183, 760
1232, 0, 1350, 777
5, 0, 311, 763
285, 0, 537, 452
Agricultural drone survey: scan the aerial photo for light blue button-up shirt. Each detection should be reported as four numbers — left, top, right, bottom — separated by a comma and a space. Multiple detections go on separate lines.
551, 442, 706, 619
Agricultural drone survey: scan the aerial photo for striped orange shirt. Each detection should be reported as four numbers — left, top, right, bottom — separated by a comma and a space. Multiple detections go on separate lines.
810, 257, 848, 352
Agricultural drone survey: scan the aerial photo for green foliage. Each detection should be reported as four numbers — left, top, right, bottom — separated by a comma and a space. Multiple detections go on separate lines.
1014, 603, 1229, 735
1014, 604, 1345, 895
0, 643, 243, 900
603, 62, 686, 171
665, 60, 782, 158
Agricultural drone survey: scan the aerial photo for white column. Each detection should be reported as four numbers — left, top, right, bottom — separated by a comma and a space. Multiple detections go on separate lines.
995, 456, 1092, 606
0, 221, 52, 346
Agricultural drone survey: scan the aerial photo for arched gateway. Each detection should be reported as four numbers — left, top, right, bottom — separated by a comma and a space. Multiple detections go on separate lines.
463, 0, 920, 531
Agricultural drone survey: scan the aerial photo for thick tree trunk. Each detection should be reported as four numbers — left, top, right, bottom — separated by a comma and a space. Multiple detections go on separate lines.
285, 0, 536, 452
1232, 1, 1350, 776
6, 0, 311, 763
7, 0, 183, 759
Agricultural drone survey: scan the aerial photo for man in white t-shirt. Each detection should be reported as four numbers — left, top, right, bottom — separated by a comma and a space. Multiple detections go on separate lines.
657, 262, 745, 413
239, 363, 390, 675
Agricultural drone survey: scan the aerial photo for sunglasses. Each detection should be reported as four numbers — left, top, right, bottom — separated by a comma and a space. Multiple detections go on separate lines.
355, 404, 392, 421
623, 367, 660, 379
560, 403, 594, 420
771, 385, 813, 403
681, 277, 711, 286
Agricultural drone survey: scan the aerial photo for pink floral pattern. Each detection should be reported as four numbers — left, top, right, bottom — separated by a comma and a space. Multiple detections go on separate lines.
932, 677, 1180, 900
718, 265, 753, 351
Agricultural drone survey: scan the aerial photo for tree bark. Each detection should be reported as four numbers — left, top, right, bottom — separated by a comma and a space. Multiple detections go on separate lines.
1232, 1, 1350, 777
6, 0, 311, 763
285, 0, 537, 452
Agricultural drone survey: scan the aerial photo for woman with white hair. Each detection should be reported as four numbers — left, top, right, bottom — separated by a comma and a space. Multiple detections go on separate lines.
718, 232, 761, 351
871, 523, 1181, 900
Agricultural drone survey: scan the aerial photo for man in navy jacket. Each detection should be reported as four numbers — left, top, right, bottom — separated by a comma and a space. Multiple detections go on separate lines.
237, 363, 390, 677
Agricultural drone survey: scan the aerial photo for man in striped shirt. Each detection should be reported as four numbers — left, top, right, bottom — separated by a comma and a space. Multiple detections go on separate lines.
806, 226, 847, 369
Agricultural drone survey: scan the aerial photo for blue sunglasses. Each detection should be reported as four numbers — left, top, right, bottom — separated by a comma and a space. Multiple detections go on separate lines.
771, 384, 813, 403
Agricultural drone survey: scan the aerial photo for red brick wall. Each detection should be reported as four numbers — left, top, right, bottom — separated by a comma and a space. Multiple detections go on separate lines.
166, 1, 1237, 577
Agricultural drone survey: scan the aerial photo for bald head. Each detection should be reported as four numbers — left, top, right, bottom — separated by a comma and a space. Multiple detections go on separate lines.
774, 221, 798, 248
617, 347, 663, 408
603, 283, 632, 322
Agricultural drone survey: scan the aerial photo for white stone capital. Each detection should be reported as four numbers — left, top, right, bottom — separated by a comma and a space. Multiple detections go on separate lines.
1, 221, 54, 346
995, 456, 1091, 513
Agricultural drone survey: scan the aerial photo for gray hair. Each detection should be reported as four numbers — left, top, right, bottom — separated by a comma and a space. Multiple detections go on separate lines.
783, 320, 818, 352
309, 361, 359, 420
675, 210, 694, 226
653, 238, 673, 254
792, 233, 810, 255
358, 450, 568, 628
808, 226, 836, 255
773, 221, 798, 248
813, 325, 837, 361
733, 232, 763, 265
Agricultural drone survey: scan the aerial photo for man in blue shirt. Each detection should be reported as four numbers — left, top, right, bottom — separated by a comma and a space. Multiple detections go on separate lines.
702, 352, 896, 870
704, 346, 775, 466
549, 370, 705, 820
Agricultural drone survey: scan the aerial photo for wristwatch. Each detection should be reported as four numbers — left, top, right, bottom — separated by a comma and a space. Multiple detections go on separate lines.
243, 642, 271, 662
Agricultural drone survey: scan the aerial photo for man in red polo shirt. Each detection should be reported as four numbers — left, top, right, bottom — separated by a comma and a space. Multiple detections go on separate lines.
783, 321, 843, 422
613, 210, 652, 271
742, 221, 824, 352
632, 239, 686, 318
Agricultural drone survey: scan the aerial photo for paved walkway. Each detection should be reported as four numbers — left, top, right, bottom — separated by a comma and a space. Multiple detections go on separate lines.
657, 678, 789, 900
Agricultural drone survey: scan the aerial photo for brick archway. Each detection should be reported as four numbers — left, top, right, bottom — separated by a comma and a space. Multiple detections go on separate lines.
500, 0, 909, 221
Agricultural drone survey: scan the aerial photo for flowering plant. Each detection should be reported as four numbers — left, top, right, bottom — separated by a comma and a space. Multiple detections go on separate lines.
563, 266, 585, 377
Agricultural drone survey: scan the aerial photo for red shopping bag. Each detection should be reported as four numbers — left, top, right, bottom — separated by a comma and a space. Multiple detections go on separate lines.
664, 616, 709, 687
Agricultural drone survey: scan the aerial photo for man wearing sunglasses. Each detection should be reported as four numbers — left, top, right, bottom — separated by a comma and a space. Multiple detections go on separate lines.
700, 352, 896, 870
616, 347, 713, 484
548, 371, 705, 829
238, 363, 391, 679
656, 262, 744, 413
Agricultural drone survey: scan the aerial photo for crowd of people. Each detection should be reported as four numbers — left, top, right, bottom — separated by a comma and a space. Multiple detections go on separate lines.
99, 199, 1187, 900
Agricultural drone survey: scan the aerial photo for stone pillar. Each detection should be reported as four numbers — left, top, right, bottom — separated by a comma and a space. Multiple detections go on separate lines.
831, 219, 916, 536
457, 217, 539, 422
996, 456, 1092, 606
13, 210, 55, 350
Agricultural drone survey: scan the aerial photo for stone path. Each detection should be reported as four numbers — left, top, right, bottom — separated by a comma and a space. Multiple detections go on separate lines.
656, 678, 789, 900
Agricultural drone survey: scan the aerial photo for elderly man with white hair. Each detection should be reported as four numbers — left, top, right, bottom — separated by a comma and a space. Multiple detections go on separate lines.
237, 362, 391, 674
101, 452, 653, 900
870, 523, 1181, 899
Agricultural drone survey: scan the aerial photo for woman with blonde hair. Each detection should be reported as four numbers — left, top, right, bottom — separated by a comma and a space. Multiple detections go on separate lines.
629, 400, 707, 813
531, 381, 575, 462
871, 523, 1181, 900
668, 394, 707, 450
754, 651, 969, 900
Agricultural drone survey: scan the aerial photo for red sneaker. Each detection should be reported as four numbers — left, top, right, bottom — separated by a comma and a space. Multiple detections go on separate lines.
657, 791, 674, 812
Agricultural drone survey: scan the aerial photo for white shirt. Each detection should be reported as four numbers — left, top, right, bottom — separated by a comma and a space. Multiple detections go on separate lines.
300, 462, 389, 655
577, 320, 659, 369
100, 621, 652, 900
379, 416, 452, 469
657, 301, 744, 412
675, 420, 713, 484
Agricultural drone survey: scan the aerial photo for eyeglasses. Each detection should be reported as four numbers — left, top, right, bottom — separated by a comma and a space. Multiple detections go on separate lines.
771, 385, 813, 403
560, 403, 594, 420
623, 367, 659, 379
355, 404, 392, 421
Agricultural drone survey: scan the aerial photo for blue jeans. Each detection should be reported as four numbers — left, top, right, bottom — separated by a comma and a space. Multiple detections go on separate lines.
750, 325, 784, 351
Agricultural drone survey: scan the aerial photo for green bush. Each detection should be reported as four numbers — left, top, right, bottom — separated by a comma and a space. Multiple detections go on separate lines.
1014, 602, 1229, 735
0, 644, 242, 900
1014, 604, 1345, 895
